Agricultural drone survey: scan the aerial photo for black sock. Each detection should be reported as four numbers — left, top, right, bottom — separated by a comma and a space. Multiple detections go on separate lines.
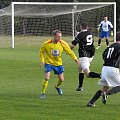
107, 86, 120, 95
106, 39, 109, 46
89, 90, 102, 104
89, 72, 100, 78
98, 39, 101, 46
78, 73, 84, 88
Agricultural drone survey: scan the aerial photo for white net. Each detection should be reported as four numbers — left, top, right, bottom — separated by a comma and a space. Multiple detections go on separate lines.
0, 5, 12, 48
0, 3, 115, 48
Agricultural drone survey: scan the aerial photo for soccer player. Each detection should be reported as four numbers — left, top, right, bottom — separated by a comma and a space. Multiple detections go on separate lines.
70, 23, 100, 92
87, 32, 120, 107
40, 29, 80, 98
96, 16, 113, 49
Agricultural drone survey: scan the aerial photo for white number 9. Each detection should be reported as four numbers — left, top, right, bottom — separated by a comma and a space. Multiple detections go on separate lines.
86, 35, 93, 45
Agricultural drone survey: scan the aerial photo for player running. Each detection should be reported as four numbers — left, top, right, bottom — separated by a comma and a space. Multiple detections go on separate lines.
87, 32, 120, 107
70, 23, 100, 92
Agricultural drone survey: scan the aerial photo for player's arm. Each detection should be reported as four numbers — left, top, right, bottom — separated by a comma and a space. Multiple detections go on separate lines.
40, 44, 45, 67
97, 22, 102, 31
109, 22, 114, 36
70, 35, 79, 50
69, 44, 75, 50
97, 26, 100, 31
109, 21, 113, 29
61, 41, 79, 64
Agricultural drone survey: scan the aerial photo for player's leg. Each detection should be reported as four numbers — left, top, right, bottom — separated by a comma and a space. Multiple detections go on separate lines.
101, 86, 109, 104
96, 37, 102, 49
40, 64, 52, 98
89, 72, 101, 78
76, 65, 84, 91
76, 57, 90, 91
107, 86, 120, 95
87, 89, 102, 107
41, 72, 50, 98
78, 57, 92, 91
83, 69, 100, 78
106, 68, 120, 95
87, 67, 108, 107
105, 31, 110, 47
87, 86, 109, 107
96, 32, 104, 49
54, 65, 64, 95
98, 66, 116, 104
55, 73, 64, 95
82, 57, 100, 78
106, 38, 109, 47
56, 73, 64, 88
96, 38, 102, 49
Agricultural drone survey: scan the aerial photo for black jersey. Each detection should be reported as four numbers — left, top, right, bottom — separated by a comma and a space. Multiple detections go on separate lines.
102, 43, 120, 68
71, 30, 95, 58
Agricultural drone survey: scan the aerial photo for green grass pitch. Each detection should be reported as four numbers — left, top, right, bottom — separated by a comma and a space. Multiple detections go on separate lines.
0, 36, 119, 120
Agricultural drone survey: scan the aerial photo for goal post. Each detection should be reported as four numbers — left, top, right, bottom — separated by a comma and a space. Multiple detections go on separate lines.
12, 2, 15, 48
0, 2, 116, 48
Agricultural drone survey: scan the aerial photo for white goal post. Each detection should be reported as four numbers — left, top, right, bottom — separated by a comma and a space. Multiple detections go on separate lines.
4, 2, 117, 48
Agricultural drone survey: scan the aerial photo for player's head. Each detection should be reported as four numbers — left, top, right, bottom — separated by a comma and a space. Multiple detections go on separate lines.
52, 29, 62, 42
116, 31, 120, 42
80, 23, 88, 30
104, 16, 108, 22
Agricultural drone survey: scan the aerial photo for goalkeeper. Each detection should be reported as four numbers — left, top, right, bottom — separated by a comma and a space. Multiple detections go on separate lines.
96, 16, 113, 49
40, 29, 80, 99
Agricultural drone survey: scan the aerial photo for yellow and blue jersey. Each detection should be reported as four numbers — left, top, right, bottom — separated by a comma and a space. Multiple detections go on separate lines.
40, 39, 77, 66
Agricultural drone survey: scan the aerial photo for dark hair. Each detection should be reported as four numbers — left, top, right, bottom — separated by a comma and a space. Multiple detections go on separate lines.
52, 29, 61, 36
116, 32, 120, 41
104, 16, 108, 18
80, 23, 88, 29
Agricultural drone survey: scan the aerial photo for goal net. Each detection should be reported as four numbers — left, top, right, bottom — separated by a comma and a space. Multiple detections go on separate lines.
0, 2, 116, 48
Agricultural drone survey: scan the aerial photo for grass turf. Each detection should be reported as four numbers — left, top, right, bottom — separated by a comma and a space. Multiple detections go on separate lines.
0, 36, 119, 120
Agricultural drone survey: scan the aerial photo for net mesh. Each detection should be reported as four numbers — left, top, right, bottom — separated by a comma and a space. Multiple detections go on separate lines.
0, 3, 114, 48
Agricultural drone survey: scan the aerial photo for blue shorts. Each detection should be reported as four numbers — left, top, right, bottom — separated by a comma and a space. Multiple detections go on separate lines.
99, 31, 110, 38
44, 64, 64, 74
